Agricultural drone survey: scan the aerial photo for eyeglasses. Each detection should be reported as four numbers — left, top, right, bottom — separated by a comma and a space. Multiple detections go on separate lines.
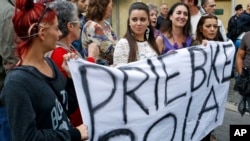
71, 20, 81, 24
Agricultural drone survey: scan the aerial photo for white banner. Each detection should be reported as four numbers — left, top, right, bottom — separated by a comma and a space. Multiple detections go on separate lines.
68, 41, 235, 141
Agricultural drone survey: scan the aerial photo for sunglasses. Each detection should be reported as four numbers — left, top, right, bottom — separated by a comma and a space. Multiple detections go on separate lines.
35, 0, 54, 33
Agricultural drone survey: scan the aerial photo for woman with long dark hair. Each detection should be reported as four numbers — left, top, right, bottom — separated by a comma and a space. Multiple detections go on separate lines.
113, 2, 161, 66
156, 2, 192, 54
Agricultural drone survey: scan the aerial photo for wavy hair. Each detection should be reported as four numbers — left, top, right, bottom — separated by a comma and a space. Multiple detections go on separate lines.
195, 14, 219, 42
160, 2, 191, 38
85, 0, 110, 22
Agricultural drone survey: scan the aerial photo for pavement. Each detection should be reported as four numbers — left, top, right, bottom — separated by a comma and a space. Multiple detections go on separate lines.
226, 78, 249, 115
226, 78, 239, 112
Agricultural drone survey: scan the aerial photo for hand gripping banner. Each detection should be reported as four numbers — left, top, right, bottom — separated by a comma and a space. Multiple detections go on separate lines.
68, 41, 235, 141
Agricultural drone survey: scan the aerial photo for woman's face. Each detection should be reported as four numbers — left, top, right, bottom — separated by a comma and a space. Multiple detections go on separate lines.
200, 18, 218, 40
129, 9, 149, 38
43, 17, 62, 50
70, 16, 81, 40
170, 5, 188, 28
104, 0, 113, 19
149, 9, 158, 28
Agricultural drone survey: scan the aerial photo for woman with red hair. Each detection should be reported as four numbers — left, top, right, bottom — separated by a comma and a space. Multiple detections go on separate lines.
0, 0, 88, 140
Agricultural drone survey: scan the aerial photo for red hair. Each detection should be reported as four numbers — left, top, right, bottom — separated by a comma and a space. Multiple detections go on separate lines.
13, 0, 56, 64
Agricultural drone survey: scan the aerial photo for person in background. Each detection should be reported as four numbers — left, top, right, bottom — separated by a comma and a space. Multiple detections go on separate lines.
113, 2, 161, 66
192, 13, 220, 141
227, 4, 244, 78
155, 3, 168, 30
48, 0, 99, 127
181, 0, 203, 39
0, 0, 18, 140
82, 0, 118, 65
227, 4, 243, 44
0, 0, 88, 140
156, 2, 192, 54
237, 3, 250, 33
201, 0, 227, 41
235, 31, 250, 116
146, 3, 161, 38
70, 0, 89, 58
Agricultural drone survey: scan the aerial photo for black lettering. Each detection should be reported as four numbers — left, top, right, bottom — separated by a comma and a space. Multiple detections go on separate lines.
191, 86, 219, 139
79, 64, 117, 141
188, 47, 207, 92
143, 113, 177, 141
119, 67, 150, 124
157, 57, 180, 106
222, 43, 234, 83
98, 129, 136, 141
182, 96, 193, 141
207, 44, 220, 86
147, 59, 160, 110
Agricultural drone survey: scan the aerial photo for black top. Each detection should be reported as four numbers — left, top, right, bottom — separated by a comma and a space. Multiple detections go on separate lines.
1, 58, 81, 141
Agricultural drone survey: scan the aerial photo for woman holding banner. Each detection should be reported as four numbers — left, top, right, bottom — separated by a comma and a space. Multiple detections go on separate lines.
0, 0, 88, 140
156, 2, 192, 54
48, 0, 99, 128
192, 13, 222, 141
113, 2, 161, 66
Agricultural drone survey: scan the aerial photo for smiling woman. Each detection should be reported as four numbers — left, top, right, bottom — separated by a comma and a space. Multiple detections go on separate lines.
155, 2, 192, 54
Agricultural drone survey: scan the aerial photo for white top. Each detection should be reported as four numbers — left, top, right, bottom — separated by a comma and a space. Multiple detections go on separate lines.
217, 19, 227, 41
113, 38, 158, 66
191, 11, 202, 39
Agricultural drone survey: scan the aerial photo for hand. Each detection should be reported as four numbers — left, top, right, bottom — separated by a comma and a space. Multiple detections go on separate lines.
76, 124, 88, 140
62, 53, 79, 78
201, 40, 208, 46
88, 42, 100, 60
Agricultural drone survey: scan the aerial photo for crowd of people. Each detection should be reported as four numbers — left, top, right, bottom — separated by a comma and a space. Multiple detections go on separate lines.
0, 0, 249, 141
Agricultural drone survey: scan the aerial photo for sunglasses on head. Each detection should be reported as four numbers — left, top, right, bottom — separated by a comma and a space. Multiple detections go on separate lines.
35, 0, 55, 33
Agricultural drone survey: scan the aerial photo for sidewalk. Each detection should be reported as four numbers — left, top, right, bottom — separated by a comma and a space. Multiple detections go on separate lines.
226, 78, 243, 113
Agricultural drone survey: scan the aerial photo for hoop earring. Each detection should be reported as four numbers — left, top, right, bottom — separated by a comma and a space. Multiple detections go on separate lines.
146, 28, 150, 40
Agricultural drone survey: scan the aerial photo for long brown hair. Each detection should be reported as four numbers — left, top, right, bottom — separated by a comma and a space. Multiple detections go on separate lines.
160, 2, 191, 38
195, 14, 220, 42
124, 2, 160, 63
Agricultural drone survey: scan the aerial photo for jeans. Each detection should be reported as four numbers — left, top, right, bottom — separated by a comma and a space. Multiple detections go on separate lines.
0, 106, 11, 141
239, 96, 250, 112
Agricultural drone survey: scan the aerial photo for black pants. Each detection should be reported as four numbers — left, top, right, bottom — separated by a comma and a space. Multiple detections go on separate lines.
200, 132, 211, 141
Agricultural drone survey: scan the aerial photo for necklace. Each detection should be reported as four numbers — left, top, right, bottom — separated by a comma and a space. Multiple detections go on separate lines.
22, 60, 52, 77
172, 35, 179, 49
42, 60, 52, 77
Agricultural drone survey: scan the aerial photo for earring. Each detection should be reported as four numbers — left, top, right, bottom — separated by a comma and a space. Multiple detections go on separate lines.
146, 28, 150, 40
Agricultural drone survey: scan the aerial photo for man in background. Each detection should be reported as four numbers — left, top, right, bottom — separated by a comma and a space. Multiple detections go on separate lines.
227, 4, 243, 43
181, 0, 203, 39
237, 3, 250, 36
71, 0, 89, 58
155, 3, 168, 30
0, 0, 18, 141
